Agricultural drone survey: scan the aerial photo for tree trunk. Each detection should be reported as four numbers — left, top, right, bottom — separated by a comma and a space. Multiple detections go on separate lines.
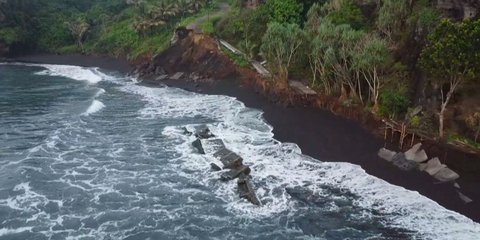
475, 123, 480, 143
439, 105, 446, 139
438, 78, 462, 139
276, 67, 289, 89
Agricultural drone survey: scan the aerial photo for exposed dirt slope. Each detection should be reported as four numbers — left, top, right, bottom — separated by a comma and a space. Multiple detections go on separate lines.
152, 29, 237, 79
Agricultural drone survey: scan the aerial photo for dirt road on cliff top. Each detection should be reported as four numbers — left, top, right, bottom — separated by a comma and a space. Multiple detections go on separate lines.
187, 3, 230, 33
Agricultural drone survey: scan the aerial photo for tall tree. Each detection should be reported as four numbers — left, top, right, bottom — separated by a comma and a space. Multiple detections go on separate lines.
66, 18, 90, 53
261, 22, 305, 87
420, 19, 480, 138
376, 0, 409, 40
309, 21, 364, 99
352, 34, 391, 111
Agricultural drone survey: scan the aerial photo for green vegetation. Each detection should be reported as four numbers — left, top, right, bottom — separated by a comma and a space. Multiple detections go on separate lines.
0, 0, 214, 59
261, 22, 305, 86
221, 46, 249, 68
213, 0, 480, 147
379, 91, 409, 119
420, 19, 480, 139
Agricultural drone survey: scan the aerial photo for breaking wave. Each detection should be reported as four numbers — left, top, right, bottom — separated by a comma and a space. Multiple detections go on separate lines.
0, 62, 479, 239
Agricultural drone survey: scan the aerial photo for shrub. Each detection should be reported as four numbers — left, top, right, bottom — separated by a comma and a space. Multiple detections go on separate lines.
379, 90, 409, 119
0, 27, 24, 45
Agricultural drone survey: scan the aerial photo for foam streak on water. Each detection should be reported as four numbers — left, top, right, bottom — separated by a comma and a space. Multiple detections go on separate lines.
0, 62, 479, 239
83, 100, 105, 116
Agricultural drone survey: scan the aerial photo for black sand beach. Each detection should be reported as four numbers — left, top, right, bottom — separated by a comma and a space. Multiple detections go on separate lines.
11, 54, 480, 223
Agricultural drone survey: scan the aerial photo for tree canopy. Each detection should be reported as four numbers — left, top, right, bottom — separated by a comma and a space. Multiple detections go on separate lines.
261, 22, 305, 86
420, 19, 480, 138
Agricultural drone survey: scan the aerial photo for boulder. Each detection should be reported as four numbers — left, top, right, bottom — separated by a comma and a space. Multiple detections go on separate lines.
192, 139, 205, 154
457, 191, 473, 204
195, 127, 215, 139
419, 163, 428, 171
203, 139, 225, 154
378, 148, 397, 162
220, 165, 251, 181
391, 153, 419, 171
424, 157, 447, 176
237, 174, 261, 205
181, 127, 192, 136
213, 148, 243, 169
156, 74, 168, 81
171, 72, 184, 80
405, 143, 428, 163
210, 163, 222, 171
433, 167, 460, 182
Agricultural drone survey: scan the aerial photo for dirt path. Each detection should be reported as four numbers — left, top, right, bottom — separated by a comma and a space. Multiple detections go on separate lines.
187, 3, 230, 33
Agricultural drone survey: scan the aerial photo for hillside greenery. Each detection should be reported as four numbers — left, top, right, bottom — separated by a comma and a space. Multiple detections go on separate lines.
0, 0, 215, 59
214, 0, 480, 146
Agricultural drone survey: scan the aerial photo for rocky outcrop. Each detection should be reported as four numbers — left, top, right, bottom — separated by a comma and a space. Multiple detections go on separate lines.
188, 126, 261, 205
437, 0, 479, 20
152, 28, 238, 80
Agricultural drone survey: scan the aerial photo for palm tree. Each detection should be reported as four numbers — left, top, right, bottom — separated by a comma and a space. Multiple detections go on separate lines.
175, 0, 194, 18
151, 0, 177, 21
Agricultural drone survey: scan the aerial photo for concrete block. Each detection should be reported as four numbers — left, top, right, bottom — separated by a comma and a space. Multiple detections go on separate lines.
378, 148, 397, 162
433, 168, 460, 182
424, 157, 447, 176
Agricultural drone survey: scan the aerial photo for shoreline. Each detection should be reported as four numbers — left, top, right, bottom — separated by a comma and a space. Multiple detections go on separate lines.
8, 54, 480, 223
155, 77, 480, 224
12, 54, 132, 73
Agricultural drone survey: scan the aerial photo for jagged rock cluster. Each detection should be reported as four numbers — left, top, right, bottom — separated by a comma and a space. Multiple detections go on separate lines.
186, 126, 261, 205
378, 143, 472, 203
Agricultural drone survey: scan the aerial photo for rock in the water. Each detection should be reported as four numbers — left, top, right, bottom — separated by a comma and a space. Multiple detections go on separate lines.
424, 157, 447, 176
433, 167, 460, 182
195, 127, 215, 139
237, 174, 261, 205
378, 148, 397, 162
405, 143, 428, 163
210, 163, 222, 171
202, 139, 225, 154
182, 127, 192, 136
213, 148, 243, 169
192, 139, 205, 154
220, 165, 251, 181
391, 153, 418, 171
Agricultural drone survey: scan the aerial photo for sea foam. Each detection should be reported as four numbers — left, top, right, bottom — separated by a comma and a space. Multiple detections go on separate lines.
126, 83, 480, 240
0, 62, 103, 84
83, 100, 105, 116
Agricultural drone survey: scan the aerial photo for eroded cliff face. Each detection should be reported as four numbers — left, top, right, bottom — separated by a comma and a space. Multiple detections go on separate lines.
152, 28, 237, 79
437, 0, 479, 20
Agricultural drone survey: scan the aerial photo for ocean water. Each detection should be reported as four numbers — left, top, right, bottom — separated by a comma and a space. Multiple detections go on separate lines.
0, 63, 479, 240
